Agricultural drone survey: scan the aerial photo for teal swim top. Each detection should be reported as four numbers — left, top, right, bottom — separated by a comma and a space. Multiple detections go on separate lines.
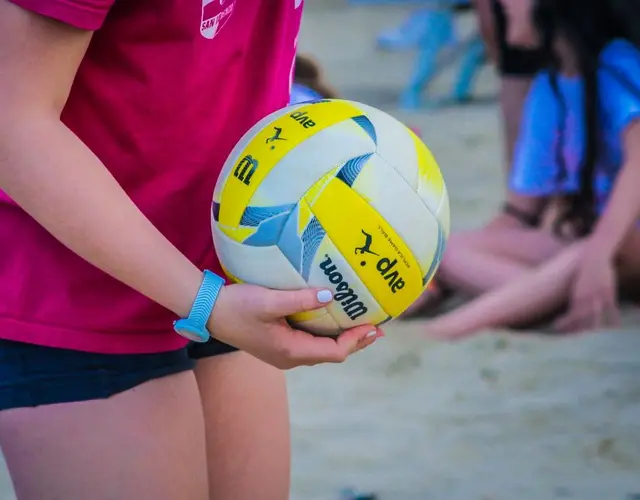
510, 39, 640, 214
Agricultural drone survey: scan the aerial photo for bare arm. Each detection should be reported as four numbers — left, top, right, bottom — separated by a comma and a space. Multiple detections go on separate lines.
0, 3, 203, 320
589, 121, 640, 257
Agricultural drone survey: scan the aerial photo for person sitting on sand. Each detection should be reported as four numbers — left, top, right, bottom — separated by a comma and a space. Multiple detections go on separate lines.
403, 0, 547, 317
415, 0, 640, 339
291, 54, 340, 104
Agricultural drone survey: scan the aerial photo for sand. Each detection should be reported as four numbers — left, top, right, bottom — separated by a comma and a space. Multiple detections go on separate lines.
1, 3, 639, 500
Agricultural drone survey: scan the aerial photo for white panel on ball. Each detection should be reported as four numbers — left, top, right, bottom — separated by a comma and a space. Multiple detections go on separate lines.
249, 119, 375, 209
435, 184, 451, 237
349, 153, 441, 278
348, 101, 420, 190
416, 167, 446, 223
212, 223, 308, 290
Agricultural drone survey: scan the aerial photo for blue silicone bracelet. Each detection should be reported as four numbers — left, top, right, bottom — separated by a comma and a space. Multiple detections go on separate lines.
173, 270, 225, 343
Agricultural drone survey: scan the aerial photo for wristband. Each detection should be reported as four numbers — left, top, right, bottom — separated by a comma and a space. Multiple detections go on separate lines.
173, 270, 225, 343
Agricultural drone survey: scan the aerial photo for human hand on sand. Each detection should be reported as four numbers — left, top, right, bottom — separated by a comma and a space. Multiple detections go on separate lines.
208, 284, 384, 369
554, 250, 619, 332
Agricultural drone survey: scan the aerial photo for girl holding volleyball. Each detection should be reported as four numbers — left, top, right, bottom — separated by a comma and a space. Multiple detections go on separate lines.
0, 1, 382, 498
420, 0, 640, 338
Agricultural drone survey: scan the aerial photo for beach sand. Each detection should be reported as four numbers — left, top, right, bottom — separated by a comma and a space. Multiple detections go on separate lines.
1, 3, 639, 500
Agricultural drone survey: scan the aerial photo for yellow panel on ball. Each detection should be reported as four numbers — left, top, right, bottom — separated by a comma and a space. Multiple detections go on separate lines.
306, 176, 424, 318
409, 128, 445, 197
217, 100, 366, 237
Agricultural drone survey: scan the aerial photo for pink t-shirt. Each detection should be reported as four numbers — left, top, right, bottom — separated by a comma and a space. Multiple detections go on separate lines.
0, 0, 303, 354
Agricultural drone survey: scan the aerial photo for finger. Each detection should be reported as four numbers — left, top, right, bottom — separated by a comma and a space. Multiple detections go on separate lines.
603, 290, 620, 326
554, 308, 585, 333
354, 327, 385, 352
335, 325, 382, 356
588, 300, 603, 330
555, 302, 599, 333
264, 288, 334, 318
286, 324, 380, 365
605, 303, 621, 327
552, 314, 571, 332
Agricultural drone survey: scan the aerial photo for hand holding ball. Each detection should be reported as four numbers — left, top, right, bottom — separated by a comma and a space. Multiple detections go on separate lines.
212, 99, 449, 335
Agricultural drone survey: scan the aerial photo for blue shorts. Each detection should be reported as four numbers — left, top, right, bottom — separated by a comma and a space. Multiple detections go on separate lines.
0, 337, 237, 411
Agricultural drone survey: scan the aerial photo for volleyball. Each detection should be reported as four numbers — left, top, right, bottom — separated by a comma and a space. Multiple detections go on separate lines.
211, 99, 450, 335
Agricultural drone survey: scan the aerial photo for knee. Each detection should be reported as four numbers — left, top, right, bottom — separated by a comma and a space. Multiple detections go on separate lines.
445, 229, 483, 249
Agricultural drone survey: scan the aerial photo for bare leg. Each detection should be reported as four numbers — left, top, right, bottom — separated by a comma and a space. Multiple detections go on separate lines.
0, 371, 208, 500
196, 352, 290, 500
403, 225, 566, 316
439, 245, 533, 295
438, 226, 566, 294
425, 243, 583, 339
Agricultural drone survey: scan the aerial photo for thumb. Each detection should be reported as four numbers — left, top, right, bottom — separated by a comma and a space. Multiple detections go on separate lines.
266, 287, 334, 317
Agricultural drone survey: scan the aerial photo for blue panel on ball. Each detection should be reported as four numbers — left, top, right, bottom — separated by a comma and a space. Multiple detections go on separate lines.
243, 211, 292, 247
278, 205, 304, 273
277, 206, 327, 282
352, 115, 378, 145
300, 217, 326, 281
422, 223, 447, 286
211, 201, 220, 222
335, 153, 372, 187
240, 203, 296, 227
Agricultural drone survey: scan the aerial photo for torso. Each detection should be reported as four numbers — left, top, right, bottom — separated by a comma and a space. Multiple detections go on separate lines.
0, 0, 303, 353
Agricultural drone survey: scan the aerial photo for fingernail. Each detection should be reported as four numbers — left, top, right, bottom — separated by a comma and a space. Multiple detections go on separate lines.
317, 289, 333, 303
365, 330, 378, 339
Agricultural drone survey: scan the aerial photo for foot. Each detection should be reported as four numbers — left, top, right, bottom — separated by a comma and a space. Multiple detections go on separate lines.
401, 279, 452, 319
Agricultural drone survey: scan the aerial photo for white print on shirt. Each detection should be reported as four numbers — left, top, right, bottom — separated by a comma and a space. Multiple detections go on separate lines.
288, 33, 299, 94
201, 0, 236, 39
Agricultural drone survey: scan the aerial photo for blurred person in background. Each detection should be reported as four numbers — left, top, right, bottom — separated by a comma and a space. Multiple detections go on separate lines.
416, 0, 640, 338
377, 1, 487, 106
404, 0, 546, 315
290, 54, 339, 104
476, 0, 545, 171
376, 1, 473, 52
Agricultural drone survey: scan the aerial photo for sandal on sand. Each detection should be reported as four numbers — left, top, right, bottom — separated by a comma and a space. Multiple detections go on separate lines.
401, 279, 453, 319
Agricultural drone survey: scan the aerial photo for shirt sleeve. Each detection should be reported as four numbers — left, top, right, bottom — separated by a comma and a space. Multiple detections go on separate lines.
509, 73, 563, 196
8, 0, 116, 30
599, 39, 640, 136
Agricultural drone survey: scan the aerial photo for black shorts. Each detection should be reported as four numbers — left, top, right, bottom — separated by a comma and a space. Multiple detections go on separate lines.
492, 0, 545, 77
0, 337, 237, 411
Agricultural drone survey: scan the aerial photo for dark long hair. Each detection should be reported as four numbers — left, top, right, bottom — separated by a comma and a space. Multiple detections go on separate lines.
531, 0, 636, 237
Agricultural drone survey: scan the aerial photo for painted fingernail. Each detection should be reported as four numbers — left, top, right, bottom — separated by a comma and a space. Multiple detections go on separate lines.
317, 289, 333, 303
365, 330, 378, 339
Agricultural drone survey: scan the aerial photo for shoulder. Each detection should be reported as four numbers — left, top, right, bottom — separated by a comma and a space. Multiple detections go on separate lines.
601, 38, 640, 63
521, 71, 560, 123
598, 39, 640, 126
523, 72, 555, 107
599, 39, 640, 82
289, 83, 322, 105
